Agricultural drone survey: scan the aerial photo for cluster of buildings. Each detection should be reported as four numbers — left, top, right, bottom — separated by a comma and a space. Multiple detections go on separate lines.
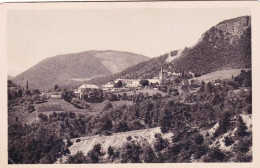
74, 67, 167, 98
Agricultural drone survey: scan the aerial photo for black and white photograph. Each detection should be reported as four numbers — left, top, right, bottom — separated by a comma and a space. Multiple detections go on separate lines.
1, 1, 259, 166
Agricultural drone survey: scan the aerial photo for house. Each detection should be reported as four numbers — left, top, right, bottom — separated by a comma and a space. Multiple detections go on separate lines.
75, 84, 99, 99
74, 90, 81, 98
102, 82, 115, 91
78, 84, 99, 91
114, 79, 141, 88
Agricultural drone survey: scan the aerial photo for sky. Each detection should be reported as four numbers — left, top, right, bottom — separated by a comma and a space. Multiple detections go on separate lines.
7, 8, 250, 77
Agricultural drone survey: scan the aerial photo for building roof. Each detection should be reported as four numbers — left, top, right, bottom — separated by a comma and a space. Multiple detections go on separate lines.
78, 84, 98, 90
102, 83, 114, 88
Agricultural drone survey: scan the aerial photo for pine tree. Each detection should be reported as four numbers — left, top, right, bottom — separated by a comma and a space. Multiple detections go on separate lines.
236, 116, 248, 137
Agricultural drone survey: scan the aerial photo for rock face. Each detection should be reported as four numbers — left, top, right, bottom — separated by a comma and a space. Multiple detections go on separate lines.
171, 16, 251, 75
12, 50, 149, 90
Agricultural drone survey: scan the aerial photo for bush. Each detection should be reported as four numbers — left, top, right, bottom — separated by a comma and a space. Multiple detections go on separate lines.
67, 138, 73, 147
143, 145, 157, 163
120, 141, 143, 163
127, 136, 132, 141
114, 121, 129, 133
203, 148, 226, 162
66, 151, 89, 164
87, 143, 103, 163
224, 136, 234, 146
27, 104, 36, 113
192, 133, 204, 145
154, 134, 169, 152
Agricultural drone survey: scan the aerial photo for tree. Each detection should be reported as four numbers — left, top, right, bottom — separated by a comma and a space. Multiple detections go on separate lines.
121, 141, 143, 163
67, 138, 73, 147
143, 145, 157, 163
27, 104, 36, 113
154, 133, 169, 152
114, 80, 124, 88
205, 82, 213, 93
87, 144, 103, 163
107, 93, 118, 101
199, 81, 206, 92
140, 79, 149, 87
38, 113, 48, 122
214, 112, 231, 137
62, 89, 74, 102
202, 147, 226, 162
160, 109, 173, 133
54, 85, 59, 91
121, 92, 127, 100
98, 118, 113, 133
224, 136, 234, 146
108, 146, 114, 158
87, 89, 103, 103
114, 121, 129, 133
66, 151, 89, 163
192, 133, 204, 145
235, 116, 248, 137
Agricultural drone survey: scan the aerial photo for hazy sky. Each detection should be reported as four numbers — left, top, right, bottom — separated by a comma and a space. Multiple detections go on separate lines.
7, 8, 250, 77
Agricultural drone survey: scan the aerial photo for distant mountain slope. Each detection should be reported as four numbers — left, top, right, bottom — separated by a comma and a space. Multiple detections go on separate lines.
94, 50, 150, 74
88, 53, 169, 85
8, 75, 14, 80
13, 50, 149, 90
89, 16, 251, 85
171, 16, 251, 75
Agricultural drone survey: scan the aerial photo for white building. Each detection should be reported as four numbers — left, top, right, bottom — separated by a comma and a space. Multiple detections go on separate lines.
114, 79, 141, 88
78, 84, 99, 91
102, 82, 115, 91
75, 84, 99, 99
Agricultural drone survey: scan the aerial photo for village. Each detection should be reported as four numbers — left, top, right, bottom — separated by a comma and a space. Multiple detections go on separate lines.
37, 66, 222, 103
45, 67, 195, 100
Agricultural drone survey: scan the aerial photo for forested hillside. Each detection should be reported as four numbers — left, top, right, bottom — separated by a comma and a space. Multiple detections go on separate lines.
89, 16, 251, 85
171, 16, 251, 75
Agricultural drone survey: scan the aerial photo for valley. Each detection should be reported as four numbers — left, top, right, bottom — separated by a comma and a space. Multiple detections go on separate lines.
7, 15, 252, 164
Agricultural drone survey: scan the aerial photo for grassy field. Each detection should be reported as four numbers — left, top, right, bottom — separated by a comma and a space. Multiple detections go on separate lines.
190, 69, 250, 82
37, 104, 64, 112
35, 99, 106, 115
110, 100, 133, 108
8, 106, 38, 125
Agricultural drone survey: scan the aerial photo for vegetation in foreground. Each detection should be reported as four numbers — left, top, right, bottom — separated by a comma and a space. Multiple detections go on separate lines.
8, 70, 252, 163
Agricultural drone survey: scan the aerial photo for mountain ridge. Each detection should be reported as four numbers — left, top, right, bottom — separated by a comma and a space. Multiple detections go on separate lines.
13, 50, 149, 90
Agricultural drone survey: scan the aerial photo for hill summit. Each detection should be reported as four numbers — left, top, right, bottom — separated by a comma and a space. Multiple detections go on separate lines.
13, 50, 149, 90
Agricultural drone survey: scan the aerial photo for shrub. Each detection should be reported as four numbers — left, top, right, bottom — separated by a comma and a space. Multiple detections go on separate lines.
66, 151, 89, 164
120, 141, 143, 163
224, 136, 234, 146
